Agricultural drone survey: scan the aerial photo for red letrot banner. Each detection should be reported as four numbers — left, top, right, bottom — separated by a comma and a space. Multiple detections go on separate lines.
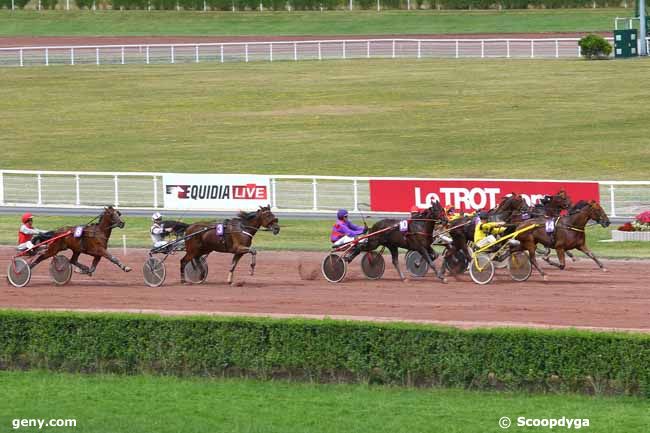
369, 179, 600, 213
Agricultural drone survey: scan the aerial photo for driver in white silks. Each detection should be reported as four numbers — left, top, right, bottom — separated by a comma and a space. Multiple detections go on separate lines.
150, 212, 174, 249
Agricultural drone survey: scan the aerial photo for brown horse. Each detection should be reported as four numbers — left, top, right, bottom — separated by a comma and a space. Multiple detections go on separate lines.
363, 201, 448, 282
516, 200, 610, 280
29, 206, 131, 275
180, 205, 280, 285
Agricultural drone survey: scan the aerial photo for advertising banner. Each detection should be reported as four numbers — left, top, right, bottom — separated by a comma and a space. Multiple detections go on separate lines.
369, 179, 600, 213
163, 174, 271, 210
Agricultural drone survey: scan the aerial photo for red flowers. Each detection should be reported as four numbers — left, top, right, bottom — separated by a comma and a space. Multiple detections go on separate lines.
618, 222, 635, 232
636, 211, 650, 224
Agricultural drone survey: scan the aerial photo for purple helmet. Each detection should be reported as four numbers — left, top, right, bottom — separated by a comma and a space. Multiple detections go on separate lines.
337, 209, 349, 219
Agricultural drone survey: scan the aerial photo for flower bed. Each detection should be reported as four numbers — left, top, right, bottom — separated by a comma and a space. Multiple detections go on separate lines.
612, 211, 650, 241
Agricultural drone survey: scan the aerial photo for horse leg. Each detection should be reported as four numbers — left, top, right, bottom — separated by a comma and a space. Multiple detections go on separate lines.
179, 253, 191, 284
524, 242, 547, 281
249, 247, 257, 276
228, 253, 245, 285
566, 250, 578, 262
421, 247, 447, 283
389, 246, 405, 281
101, 250, 132, 273
87, 256, 102, 277
69, 251, 91, 274
577, 245, 607, 272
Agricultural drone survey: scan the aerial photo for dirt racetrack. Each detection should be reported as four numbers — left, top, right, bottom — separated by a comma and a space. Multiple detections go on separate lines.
1, 247, 648, 332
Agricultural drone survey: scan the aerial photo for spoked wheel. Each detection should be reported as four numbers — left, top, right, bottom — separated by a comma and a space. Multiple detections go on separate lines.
469, 253, 495, 285
321, 253, 347, 283
508, 251, 533, 282
49, 255, 72, 286
143, 256, 166, 287
185, 255, 208, 284
405, 250, 429, 278
7, 258, 31, 288
361, 251, 385, 280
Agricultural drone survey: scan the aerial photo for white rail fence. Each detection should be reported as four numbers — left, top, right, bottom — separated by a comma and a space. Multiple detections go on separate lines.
0, 38, 605, 68
0, 170, 648, 217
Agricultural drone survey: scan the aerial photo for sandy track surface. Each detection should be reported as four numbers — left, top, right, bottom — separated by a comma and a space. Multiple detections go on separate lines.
1, 247, 648, 332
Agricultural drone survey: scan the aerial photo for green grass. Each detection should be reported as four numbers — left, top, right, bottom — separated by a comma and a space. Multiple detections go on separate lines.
1, 215, 648, 257
0, 370, 647, 433
0, 9, 628, 37
2, 59, 650, 180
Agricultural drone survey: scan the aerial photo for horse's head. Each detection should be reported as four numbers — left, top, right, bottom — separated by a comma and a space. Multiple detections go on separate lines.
587, 201, 610, 228
102, 206, 125, 229
428, 199, 448, 224
257, 205, 280, 235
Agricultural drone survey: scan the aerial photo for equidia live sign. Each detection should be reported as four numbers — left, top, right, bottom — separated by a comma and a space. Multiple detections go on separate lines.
162, 174, 270, 210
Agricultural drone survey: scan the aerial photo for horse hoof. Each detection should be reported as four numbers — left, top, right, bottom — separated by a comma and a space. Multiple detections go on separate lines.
602, 268, 608, 273
542, 275, 549, 281
124, 266, 132, 273
440, 277, 448, 284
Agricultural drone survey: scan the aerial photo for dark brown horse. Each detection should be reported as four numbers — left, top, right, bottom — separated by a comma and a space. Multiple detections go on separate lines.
363, 201, 448, 282
29, 206, 131, 275
516, 200, 610, 280
180, 205, 280, 285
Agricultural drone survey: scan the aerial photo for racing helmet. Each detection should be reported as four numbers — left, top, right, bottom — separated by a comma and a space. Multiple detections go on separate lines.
445, 205, 456, 215
478, 211, 489, 220
336, 209, 349, 219
21, 212, 33, 224
151, 212, 162, 222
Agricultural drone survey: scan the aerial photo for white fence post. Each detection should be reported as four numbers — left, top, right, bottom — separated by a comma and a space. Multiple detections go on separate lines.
245, 43, 249, 62
114, 175, 119, 207
70, 48, 74, 65
195, 45, 200, 63
146, 46, 150, 64
455, 40, 459, 58
506, 40, 510, 58
312, 178, 318, 211
153, 176, 158, 208
609, 184, 617, 217
271, 178, 277, 209
37, 173, 43, 205
45, 48, 49, 66
392, 40, 396, 58
481, 40, 485, 58
19, 48, 23, 67
530, 40, 534, 58
0, 171, 4, 205
294, 42, 297, 61
96, 48, 100, 65
555, 40, 559, 58
417, 40, 421, 59
171, 46, 175, 64
342, 40, 346, 59
353, 179, 359, 212
121, 46, 125, 65
367, 40, 370, 58
269, 43, 273, 62
318, 42, 322, 60
75, 174, 80, 206
220, 44, 224, 63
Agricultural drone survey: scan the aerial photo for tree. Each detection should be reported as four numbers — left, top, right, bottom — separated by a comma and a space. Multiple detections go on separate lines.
579, 34, 612, 60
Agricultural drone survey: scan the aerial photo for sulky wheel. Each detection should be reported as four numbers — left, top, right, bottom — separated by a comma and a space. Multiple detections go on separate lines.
143, 256, 166, 287
405, 250, 429, 278
508, 251, 533, 282
7, 258, 31, 288
361, 251, 385, 280
469, 253, 495, 285
49, 255, 72, 286
185, 255, 208, 284
321, 253, 347, 283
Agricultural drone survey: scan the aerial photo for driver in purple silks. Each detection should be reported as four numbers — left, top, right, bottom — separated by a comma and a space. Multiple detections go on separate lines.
330, 209, 367, 247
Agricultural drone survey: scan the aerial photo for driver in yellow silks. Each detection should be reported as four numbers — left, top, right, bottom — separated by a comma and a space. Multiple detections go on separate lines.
474, 211, 508, 248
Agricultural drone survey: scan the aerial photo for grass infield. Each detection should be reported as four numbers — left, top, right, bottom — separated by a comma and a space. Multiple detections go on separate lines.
1, 60, 650, 180
0, 370, 648, 433
0, 214, 647, 257
0, 9, 627, 37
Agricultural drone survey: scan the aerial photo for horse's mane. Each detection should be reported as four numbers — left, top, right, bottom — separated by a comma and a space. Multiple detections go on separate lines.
237, 210, 258, 220
570, 200, 589, 212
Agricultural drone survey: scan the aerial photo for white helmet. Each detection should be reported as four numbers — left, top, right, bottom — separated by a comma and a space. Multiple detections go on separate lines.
152, 212, 162, 222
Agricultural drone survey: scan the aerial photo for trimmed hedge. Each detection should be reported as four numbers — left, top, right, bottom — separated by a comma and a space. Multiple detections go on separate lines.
3, 0, 625, 9
0, 310, 649, 396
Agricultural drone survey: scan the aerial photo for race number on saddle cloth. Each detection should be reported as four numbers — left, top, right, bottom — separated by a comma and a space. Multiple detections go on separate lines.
215, 223, 224, 237
17, 213, 48, 251
545, 218, 556, 233
330, 209, 367, 247
74, 226, 84, 238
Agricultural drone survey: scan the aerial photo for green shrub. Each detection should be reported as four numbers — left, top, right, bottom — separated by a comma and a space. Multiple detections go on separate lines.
579, 34, 613, 59
0, 311, 648, 396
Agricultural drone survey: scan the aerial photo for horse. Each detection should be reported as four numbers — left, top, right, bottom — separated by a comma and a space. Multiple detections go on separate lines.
363, 200, 448, 282
515, 200, 610, 280
180, 205, 280, 285
28, 206, 131, 275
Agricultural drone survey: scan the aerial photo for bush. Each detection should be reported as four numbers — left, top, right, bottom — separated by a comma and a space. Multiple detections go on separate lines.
1, 311, 649, 396
579, 34, 612, 60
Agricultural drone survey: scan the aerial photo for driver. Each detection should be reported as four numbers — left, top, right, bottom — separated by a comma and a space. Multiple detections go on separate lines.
330, 209, 367, 247
17, 213, 48, 251
474, 211, 508, 248
150, 212, 174, 249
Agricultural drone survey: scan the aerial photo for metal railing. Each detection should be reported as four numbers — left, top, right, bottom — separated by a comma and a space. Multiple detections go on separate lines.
0, 38, 602, 68
0, 169, 648, 217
